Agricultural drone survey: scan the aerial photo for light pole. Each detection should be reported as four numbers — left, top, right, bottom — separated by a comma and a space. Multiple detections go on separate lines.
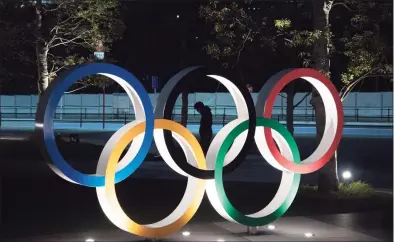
94, 40, 106, 129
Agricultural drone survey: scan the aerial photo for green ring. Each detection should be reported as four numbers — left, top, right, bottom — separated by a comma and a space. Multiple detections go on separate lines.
215, 117, 301, 226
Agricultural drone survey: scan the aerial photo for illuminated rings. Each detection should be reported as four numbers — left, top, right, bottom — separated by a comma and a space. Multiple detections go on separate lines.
155, 67, 256, 179
206, 118, 300, 226
36, 64, 345, 238
35, 63, 154, 187
96, 119, 206, 238
255, 68, 344, 174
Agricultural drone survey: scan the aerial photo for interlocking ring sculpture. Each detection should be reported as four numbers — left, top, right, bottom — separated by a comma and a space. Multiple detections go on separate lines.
35, 64, 344, 238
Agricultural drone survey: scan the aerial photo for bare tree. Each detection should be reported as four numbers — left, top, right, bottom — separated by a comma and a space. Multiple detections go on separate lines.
1, 0, 123, 95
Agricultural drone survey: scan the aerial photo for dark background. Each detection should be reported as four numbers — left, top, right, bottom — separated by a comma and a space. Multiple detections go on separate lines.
0, 0, 392, 94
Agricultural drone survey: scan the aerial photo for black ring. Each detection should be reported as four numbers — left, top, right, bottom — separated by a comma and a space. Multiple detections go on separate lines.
160, 67, 256, 179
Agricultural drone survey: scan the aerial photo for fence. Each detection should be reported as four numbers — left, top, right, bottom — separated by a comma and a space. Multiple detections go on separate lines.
0, 92, 392, 127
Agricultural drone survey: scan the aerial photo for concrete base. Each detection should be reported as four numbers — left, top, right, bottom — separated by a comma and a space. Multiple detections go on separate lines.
246, 226, 259, 235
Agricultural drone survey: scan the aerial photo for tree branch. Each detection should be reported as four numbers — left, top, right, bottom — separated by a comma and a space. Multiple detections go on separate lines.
64, 85, 91, 94
340, 68, 377, 100
293, 92, 311, 108
49, 32, 89, 49
232, 29, 251, 68
53, 64, 70, 74
43, 0, 68, 12
332, 2, 353, 11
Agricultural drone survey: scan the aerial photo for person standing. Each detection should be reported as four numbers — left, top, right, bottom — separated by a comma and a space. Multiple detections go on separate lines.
194, 102, 213, 154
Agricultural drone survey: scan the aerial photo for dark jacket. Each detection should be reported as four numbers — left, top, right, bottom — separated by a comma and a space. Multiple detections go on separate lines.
199, 105, 213, 135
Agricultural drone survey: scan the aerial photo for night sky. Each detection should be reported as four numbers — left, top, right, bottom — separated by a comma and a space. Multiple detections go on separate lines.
1, 0, 392, 94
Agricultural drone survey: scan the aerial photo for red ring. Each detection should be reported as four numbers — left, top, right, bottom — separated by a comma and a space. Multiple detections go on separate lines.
263, 68, 344, 174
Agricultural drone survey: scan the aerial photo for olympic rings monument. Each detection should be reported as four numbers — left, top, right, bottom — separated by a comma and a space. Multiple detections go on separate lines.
35, 64, 344, 238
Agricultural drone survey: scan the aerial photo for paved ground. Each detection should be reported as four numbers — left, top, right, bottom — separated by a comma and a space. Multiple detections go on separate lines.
0, 125, 392, 241
2, 212, 392, 241
50, 130, 394, 189
1, 176, 392, 242
0, 139, 392, 189
0, 125, 392, 188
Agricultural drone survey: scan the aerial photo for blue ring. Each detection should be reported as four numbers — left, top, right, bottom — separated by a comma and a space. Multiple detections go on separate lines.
41, 63, 154, 187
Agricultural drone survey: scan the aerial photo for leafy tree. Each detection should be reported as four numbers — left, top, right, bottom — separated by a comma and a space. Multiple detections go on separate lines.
0, 0, 123, 95
60, 55, 115, 94
200, 0, 392, 192
339, 1, 393, 99
310, 0, 392, 192
199, 0, 319, 134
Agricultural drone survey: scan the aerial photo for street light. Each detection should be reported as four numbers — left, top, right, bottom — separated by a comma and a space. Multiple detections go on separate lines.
342, 170, 352, 180
304, 232, 314, 238
267, 225, 276, 230
176, 14, 180, 19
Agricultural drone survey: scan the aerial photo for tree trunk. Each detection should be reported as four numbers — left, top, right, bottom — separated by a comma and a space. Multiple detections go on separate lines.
0, 54, 5, 95
36, 44, 49, 95
30, 0, 48, 142
180, 32, 188, 127
286, 82, 295, 135
311, 0, 338, 193
35, 0, 49, 96
102, 87, 106, 129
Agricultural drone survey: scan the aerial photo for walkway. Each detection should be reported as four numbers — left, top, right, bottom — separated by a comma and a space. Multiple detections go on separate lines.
0, 125, 392, 188
3, 212, 391, 241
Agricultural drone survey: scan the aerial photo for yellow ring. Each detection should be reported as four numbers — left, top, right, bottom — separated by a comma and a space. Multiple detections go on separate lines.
100, 119, 206, 238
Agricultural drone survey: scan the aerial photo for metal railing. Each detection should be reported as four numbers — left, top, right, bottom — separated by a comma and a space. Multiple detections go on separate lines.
0, 105, 392, 128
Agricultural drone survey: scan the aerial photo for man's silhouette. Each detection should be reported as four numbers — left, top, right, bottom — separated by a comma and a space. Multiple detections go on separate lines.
194, 102, 213, 154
